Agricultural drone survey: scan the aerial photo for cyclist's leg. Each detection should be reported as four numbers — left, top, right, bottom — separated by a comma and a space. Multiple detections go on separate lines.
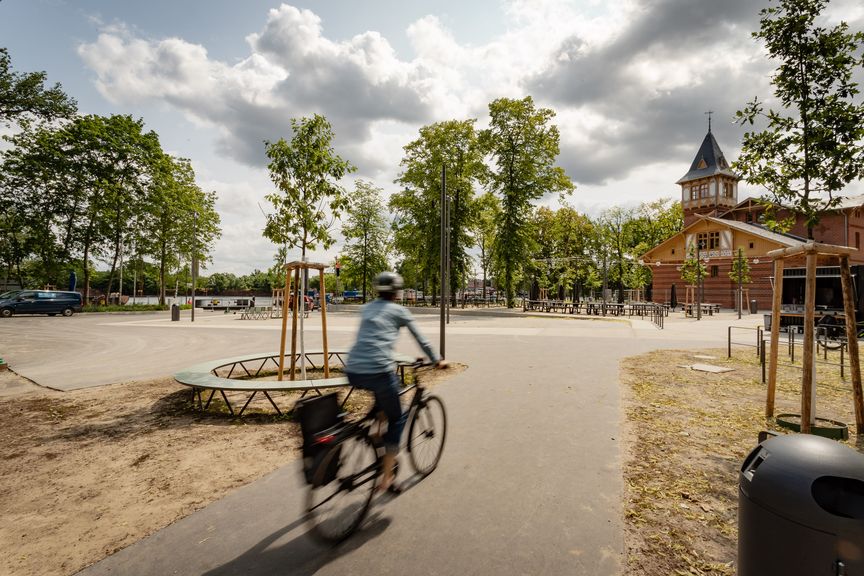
346, 371, 405, 490
374, 372, 405, 490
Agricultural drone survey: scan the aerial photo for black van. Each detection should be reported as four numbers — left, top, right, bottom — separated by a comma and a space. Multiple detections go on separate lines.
0, 290, 83, 317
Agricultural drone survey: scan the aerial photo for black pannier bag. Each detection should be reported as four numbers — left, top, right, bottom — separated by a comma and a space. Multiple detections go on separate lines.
296, 393, 343, 485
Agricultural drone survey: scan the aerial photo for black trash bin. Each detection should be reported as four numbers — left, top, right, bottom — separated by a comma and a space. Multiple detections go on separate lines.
171, 304, 180, 321
738, 434, 864, 575
749, 299, 758, 314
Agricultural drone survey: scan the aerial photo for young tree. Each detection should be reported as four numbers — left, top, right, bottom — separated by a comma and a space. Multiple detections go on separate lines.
480, 96, 574, 307
473, 191, 500, 300
553, 206, 596, 301
341, 180, 390, 302
0, 47, 76, 127
599, 206, 635, 303
729, 247, 752, 316
680, 245, 707, 287
735, 0, 864, 238
263, 115, 355, 267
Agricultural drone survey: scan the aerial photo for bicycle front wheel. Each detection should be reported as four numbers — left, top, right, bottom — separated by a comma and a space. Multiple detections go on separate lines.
407, 395, 447, 476
306, 434, 378, 544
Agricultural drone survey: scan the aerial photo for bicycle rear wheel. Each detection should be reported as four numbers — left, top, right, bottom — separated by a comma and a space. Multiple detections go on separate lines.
306, 434, 378, 544
407, 395, 447, 476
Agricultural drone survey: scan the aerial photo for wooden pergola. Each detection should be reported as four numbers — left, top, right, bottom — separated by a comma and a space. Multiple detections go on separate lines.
765, 241, 864, 434
278, 261, 330, 381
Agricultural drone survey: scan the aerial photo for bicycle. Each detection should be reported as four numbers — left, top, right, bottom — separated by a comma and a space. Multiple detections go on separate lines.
299, 360, 447, 544
816, 315, 844, 351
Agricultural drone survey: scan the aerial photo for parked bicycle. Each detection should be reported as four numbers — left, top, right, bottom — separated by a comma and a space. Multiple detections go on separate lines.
816, 315, 845, 351
815, 315, 864, 351
297, 360, 447, 544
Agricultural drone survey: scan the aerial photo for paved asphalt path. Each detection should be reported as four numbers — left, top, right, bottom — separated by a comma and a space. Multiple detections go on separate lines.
1, 309, 759, 575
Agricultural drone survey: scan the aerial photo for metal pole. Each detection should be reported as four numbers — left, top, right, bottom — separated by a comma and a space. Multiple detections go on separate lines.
446, 196, 451, 325
439, 165, 446, 359
737, 249, 743, 320
132, 242, 137, 306
191, 211, 197, 323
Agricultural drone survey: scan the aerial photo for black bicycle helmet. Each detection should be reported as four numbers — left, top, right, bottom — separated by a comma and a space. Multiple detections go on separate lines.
374, 271, 404, 293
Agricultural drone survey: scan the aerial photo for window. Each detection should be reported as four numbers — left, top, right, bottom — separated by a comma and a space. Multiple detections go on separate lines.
689, 186, 698, 200
671, 248, 676, 255
723, 182, 734, 198
698, 232, 720, 250
749, 242, 754, 249
700, 183, 710, 198
857, 232, 860, 249
710, 265, 719, 278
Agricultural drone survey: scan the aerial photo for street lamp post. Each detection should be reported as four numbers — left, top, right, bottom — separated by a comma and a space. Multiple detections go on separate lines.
191, 210, 198, 323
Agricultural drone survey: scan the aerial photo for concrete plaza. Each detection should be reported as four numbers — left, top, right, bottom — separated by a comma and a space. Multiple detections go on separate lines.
0, 308, 762, 575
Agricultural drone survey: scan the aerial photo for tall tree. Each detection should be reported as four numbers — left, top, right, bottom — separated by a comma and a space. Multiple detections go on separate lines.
598, 206, 635, 303
480, 96, 574, 307
0, 47, 76, 127
263, 115, 355, 270
735, 0, 864, 238
145, 155, 221, 304
341, 180, 390, 302
552, 205, 595, 301
392, 120, 484, 303
473, 191, 500, 300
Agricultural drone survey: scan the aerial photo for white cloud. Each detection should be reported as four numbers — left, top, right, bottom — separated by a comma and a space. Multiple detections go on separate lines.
74, 0, 864, 274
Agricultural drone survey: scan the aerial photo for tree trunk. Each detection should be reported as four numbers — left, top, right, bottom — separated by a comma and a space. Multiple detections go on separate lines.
82, 244, 90, 305
159, 240, 167, 305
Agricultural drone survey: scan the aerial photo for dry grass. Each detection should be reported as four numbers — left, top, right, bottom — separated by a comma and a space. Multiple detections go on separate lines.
621, 346, 862, 575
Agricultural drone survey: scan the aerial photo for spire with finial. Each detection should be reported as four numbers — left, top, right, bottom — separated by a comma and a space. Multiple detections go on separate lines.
705, 110, 713, 133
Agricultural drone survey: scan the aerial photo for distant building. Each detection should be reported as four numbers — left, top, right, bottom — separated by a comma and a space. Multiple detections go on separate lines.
640, 127, 864, 310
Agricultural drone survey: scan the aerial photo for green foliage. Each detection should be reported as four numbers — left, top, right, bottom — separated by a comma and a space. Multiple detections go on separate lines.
480, 96, 574, 306
341, 180, 390, 301
263, 114, 355, 257
734, 0, 864, 237
0, 115, 221, 302
728, 248, 752, 285
391, 119, 484, 301
473, 191, 501, 297
680, 245, 707, 286
0, 48, 76, 127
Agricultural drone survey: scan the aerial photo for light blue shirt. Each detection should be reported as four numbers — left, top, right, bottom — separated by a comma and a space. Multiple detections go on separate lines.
345, 299, 440, 374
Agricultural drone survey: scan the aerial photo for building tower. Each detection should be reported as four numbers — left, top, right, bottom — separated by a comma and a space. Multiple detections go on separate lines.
677, 121, 740, 227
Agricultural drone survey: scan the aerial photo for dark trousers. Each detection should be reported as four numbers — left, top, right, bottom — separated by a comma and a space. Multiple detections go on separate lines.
346, 371, 405, 453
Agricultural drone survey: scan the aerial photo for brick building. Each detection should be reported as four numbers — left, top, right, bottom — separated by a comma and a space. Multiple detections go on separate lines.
640, 127, 864, 310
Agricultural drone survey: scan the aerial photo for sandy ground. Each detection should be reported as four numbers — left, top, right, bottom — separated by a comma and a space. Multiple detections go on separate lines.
0, 366, 462, 576
620, 347, 863, 575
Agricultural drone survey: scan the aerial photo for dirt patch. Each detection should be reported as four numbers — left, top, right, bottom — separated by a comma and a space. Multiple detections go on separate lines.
621, 347, 862, 575
0, 364, 464, 576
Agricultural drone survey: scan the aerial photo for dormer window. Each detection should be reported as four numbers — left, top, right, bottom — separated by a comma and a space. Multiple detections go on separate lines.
697, 158, 708, 169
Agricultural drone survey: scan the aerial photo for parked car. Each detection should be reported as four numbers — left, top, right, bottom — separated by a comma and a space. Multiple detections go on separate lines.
0, 290, 83, 317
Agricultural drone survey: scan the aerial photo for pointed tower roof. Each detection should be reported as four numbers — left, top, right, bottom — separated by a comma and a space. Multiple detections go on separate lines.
676, 130, 738, 184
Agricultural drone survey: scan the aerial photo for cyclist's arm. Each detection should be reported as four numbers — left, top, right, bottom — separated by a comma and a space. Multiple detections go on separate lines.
400, 310, 441, 363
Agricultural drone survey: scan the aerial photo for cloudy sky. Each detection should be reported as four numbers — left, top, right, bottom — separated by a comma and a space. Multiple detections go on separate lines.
2, 0, 863, 274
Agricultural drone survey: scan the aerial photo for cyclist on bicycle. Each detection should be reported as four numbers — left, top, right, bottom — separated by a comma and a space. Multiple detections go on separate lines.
344, 271, 446, 493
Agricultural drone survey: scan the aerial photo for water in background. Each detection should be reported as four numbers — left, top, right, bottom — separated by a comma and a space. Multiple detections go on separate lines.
127, 295, 274, 307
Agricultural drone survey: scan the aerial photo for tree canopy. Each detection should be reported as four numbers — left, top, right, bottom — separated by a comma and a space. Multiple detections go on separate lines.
735, 0, 864, 237
341, 180, 390, 301
0, 47, 76, 127
263, 114, 355, 261
480, 96, 574, 307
